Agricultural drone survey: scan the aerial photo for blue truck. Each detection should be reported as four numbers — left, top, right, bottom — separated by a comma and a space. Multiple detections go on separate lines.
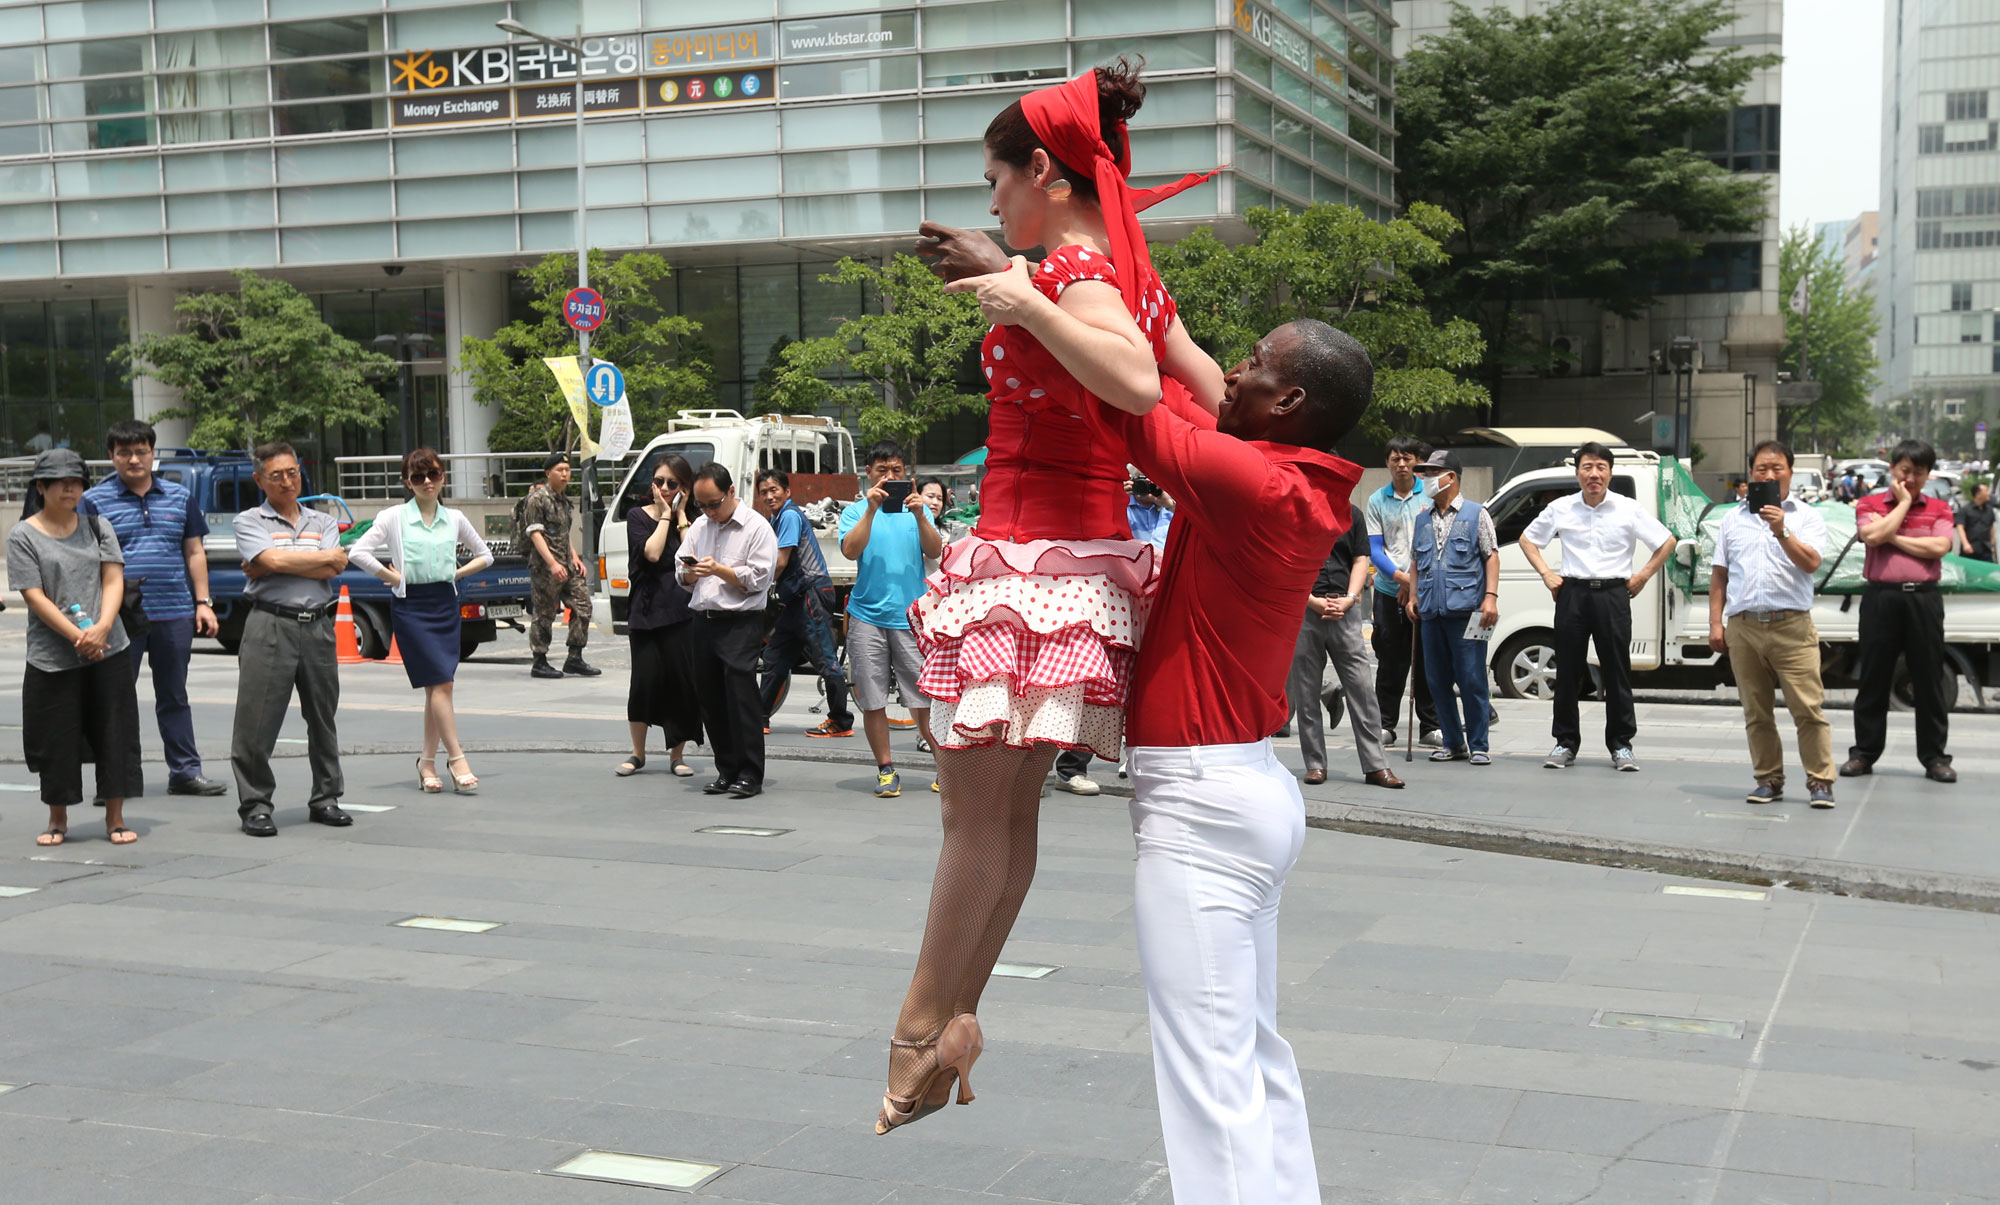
146, 452, 535, 658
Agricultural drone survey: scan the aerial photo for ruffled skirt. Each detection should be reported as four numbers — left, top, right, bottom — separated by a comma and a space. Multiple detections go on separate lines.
910, 535, 1158, 759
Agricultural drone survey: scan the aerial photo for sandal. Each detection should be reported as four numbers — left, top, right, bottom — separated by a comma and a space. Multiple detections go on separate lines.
875, 1014, 982, 1136
671, 762, 694, 777
616, 754, 646, 777
416, 757, 442, 794
36, 827, 65, 846
447, 755, 479, 794
107, 826, 136, 845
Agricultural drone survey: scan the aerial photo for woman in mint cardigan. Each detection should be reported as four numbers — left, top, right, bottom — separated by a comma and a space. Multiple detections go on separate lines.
349, 448, 493, 793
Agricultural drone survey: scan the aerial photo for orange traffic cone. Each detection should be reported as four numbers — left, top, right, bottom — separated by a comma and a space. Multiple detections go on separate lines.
382, 633, 404, 665
335, 586, 364, 665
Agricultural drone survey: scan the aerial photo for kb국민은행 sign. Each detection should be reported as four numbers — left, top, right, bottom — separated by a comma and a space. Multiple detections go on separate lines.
390, 37, 643, 93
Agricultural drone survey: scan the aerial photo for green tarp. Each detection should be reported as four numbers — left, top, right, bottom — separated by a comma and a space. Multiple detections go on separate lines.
1658, 457, 2000, 594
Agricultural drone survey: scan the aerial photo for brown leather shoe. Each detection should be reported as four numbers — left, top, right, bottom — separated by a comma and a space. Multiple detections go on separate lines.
1363, 769, 1405, 789
1926, 761, 1957, 784
1302, 769, 1328, 785
1837, 758, 1873, 777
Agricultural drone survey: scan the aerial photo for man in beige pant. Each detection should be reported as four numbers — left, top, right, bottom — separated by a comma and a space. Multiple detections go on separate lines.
1708, 440, 1837, 807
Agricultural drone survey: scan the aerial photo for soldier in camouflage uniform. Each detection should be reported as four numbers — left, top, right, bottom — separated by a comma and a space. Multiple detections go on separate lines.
524, 453, 600, 679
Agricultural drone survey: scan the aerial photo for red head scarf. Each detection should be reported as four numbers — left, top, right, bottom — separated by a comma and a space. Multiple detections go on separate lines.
1020, 70, 1216, 314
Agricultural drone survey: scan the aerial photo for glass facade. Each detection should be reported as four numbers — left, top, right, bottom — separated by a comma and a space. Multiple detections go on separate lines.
0, 0, 1397, 459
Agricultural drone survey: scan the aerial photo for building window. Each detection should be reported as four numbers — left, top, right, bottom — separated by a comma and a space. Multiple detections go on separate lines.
1646, 242, 1760, 295
1920, 120, 1998, 153
1692, 104, 1779, 172
1953, 282, 1974, 311
1963, 314, 1983, 343
1946, 90, 1990, 121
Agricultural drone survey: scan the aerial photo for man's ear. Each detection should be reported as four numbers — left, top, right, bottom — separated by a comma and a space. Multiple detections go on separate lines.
1270, 385, 1309, 418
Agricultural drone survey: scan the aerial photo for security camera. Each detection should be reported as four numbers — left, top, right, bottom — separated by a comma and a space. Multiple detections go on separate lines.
382, 265, 405, 277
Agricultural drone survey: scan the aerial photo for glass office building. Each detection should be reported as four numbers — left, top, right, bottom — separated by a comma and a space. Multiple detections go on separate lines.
0, 0, 1397, 466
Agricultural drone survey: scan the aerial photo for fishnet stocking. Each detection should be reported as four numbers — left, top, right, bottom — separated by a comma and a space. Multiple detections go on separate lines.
886, 741, 1058, 1101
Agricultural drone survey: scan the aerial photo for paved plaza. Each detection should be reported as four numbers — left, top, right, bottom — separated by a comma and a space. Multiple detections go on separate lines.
2, 613, 1999, 1203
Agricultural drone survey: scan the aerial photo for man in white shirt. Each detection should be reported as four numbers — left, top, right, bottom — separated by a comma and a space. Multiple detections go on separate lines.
678, 463, 778, 800
1519, 441, 1676, 772
1708, 441, 1836, 808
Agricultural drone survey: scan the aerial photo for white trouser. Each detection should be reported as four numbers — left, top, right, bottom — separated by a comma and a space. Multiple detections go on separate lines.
1127, 739, 1319, 1205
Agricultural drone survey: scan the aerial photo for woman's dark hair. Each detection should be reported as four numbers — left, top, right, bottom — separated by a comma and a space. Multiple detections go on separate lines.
402, 446, 443, 482
659, 453, 695, 530
984, 58, 1147, 204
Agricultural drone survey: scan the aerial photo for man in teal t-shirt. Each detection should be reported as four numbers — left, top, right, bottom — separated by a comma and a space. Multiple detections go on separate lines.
838, 442, 944, 797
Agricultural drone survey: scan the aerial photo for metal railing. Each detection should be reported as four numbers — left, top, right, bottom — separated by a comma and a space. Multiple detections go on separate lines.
334, 452, 637, 502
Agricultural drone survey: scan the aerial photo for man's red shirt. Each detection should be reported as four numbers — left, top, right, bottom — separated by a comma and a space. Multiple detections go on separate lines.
1110, 387, 1364, 748
1854, 490, 1953, 583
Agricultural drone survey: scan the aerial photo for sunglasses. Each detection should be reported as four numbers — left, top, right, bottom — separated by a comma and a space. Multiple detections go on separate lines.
409, 469, 443, 484
695, 497, 726, 511
653, 477, 680, 490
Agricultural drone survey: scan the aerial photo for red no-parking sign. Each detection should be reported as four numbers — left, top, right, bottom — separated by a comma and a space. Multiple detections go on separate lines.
563, 287, 606, 332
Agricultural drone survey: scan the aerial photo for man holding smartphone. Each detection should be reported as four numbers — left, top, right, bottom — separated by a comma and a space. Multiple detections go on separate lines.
839, 442, 943, 797
679, 463, 778, 799
1518, 441, 1676, 773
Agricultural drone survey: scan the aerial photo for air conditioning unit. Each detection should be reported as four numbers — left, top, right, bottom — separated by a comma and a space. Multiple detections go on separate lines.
1547, 329, 1590, 377
1599, 312, 1650, 373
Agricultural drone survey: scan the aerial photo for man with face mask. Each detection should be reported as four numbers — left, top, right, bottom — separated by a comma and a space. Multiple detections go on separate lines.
1518, 441, 1676, 773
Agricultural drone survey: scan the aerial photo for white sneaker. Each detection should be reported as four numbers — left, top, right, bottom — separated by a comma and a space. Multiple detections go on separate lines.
1057, 773, 1101, 796
1419, 729, 1445, 748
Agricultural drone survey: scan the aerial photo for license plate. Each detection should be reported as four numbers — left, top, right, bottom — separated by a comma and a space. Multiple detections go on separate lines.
484, 604, 524, 619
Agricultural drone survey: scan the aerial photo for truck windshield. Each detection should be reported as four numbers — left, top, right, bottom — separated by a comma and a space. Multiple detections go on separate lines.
1490, 476, 1639, 547
618, 442, 714, 514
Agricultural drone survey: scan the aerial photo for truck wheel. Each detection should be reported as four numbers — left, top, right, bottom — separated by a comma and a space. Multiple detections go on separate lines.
1493, 631, 1560, 700
1890, 657, 1961, 712
460, 633, 482, 661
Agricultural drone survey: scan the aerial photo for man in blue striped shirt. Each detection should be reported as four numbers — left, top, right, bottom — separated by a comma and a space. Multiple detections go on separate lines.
83, 420, 226, 796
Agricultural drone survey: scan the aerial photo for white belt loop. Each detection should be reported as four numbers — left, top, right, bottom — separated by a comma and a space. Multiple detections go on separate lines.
1188, 746, 1206, 780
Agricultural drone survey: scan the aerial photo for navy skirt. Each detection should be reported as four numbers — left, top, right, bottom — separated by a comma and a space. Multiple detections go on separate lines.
392, 581, 461, 688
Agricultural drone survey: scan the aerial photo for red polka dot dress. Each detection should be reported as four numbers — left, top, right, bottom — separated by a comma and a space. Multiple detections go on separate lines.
910, 244, 1179, 759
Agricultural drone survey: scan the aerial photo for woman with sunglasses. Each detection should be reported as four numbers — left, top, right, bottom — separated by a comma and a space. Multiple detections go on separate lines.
619, 453, 702, 777
349, 448, 494, 793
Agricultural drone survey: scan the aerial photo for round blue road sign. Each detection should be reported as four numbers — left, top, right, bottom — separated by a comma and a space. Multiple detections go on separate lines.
584, 361, 624, 407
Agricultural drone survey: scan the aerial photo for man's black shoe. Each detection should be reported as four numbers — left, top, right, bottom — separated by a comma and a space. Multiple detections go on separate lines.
703, 777, 733, 795
727, 780, 762, 799
169, 776, 228, 797
563, 655, 602, 677
1926, 761, 1958, 784
1838, 758, 1873, 777
309, 804, 354, 827
531, 656, 564, 679
241, 811, 277, 837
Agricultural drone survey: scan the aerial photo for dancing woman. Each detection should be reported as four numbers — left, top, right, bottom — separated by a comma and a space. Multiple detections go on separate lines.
348, 448, 495, 792
876, 60, 1221, 1134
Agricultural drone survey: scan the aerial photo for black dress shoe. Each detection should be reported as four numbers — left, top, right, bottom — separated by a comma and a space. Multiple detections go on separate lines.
308, 804, 354, 827
703, 777, 733, 795
241, 811, 277, 837
1926, 761, 1958, 784
530, 656, 563, 679
169, 775, 228, 797
1838, 758, 1873, 777
563, 655, 603, 677
727, 780, 762, 799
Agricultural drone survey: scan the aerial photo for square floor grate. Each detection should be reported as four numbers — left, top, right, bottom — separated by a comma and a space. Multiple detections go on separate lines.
393, 916, 501, 933
545, 1149, 730, 1191
1591, 1010, 1745, 1039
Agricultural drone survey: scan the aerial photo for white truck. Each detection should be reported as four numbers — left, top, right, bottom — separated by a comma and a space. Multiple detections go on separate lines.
1482, 441, 2000, 711
597, 410, 861, 634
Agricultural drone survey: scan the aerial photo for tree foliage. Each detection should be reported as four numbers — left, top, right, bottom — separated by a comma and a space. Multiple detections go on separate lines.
1778, 223, 1880, 456
111, 270, 395, 450
1152, 201, 1488, 439
461, 250, 711, 454
1397, 0, 1777, 380
762, 255, 989, 461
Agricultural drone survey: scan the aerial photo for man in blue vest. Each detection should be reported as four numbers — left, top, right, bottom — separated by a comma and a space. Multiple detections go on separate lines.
1406, 450, 1500, 765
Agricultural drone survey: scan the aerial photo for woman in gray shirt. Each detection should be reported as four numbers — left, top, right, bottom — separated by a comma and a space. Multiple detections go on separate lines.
6, 449, 144, 845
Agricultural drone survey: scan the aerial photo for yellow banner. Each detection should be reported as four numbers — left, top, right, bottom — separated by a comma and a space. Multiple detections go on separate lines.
541, 356, 602, 459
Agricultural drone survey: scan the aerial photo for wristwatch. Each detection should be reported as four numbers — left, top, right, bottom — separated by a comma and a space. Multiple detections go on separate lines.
196, 596, 214, 607
1776, 527, 1791, 541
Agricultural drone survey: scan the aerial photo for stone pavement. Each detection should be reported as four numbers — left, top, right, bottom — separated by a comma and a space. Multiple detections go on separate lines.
2, 614, 1999, 1202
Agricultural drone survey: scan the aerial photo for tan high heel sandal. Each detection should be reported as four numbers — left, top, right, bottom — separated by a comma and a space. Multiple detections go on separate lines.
875, 1014, 982, 1136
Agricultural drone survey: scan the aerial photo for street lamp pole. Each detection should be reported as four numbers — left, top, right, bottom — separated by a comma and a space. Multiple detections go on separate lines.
497, 18, 589, 373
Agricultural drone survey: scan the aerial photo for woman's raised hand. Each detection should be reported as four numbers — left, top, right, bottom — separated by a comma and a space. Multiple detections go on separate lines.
944, 256, 1042, 327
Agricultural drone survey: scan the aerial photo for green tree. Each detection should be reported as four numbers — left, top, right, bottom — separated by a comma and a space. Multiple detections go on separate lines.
763, 255, 988, 461
461, 250, 710, 454
1778, 223, 1881, 455
1152, 201, 1488, 438
1397, 0, 1778, 387
111, 270, 395, 449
